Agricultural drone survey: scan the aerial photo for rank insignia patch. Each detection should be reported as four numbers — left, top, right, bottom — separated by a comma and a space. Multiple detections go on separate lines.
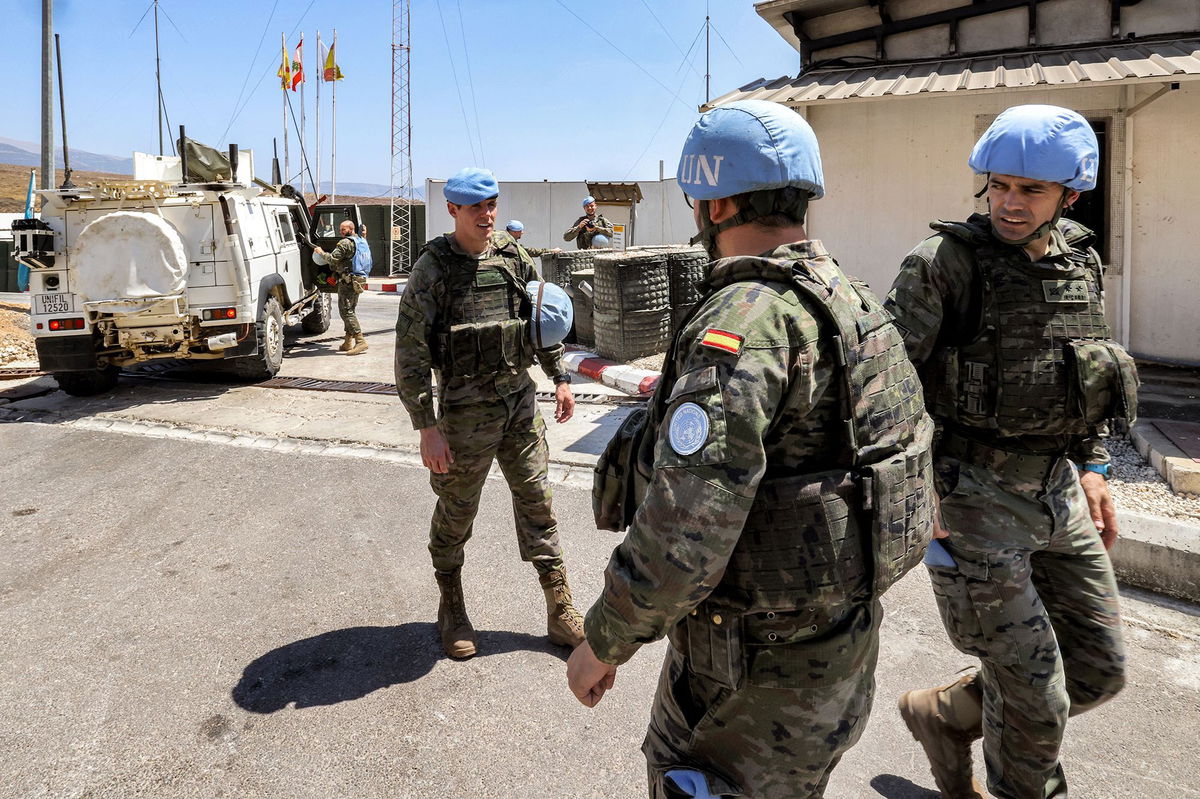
700, 328, 743, 354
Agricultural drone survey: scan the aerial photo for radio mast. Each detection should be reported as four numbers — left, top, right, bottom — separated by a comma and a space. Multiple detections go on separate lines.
389, 0, 414, 276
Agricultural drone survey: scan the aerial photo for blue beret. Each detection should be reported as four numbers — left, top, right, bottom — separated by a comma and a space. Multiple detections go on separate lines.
678, 99, 824, 201
444, 168, 499, 205
506, 220, 524, 232
527, 281, 574, 348
969, 105, 1099, 191
582, 195, 595, 207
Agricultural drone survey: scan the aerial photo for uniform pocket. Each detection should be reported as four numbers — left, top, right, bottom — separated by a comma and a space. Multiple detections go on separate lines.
928, 546, 1022, 667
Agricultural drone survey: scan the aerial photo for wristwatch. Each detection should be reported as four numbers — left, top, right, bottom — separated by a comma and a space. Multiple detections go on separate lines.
1080, 463, 1112, 479
552, 373, 572, 385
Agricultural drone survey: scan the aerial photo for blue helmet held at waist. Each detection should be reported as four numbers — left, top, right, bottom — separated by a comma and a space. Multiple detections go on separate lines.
590, 234, 611, 249
677, 99, 824, 201
444, 167, 499, 205
527, 280, 574, 348
969, 105, 1099, 191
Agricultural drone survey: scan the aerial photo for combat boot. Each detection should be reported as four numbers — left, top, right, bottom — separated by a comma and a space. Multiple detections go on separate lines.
899, 673, 989, 798
345, 334, 369, 355
538, 563, 585, 648
337, 334, 354, 352
434, 569, 476, 658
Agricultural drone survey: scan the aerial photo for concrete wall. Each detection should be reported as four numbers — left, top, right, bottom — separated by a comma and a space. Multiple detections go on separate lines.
423, 178, 696, 252
801, 81, 1200, 365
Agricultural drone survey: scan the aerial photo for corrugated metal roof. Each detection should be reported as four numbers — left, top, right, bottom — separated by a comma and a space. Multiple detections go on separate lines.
708, 37, 1200, 107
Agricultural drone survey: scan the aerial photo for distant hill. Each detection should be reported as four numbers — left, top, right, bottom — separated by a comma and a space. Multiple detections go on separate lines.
0, 162, 129, 213
306, 180, 426, 201
0, 136, 133, 174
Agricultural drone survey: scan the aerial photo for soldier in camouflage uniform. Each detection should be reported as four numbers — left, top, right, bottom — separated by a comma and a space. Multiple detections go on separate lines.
568, 101, 936, 799
885, 105, 1134, 799
493, 219, 559, 258
563, 196, 615, 249
394, 167, 586, 659
313, 219, 371, 355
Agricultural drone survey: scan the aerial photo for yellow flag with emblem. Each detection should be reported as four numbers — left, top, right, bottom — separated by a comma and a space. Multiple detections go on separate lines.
323, 39, 344, 81
276, 34, 291, 89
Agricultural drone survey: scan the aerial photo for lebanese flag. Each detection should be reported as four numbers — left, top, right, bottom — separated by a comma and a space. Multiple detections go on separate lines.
290, 36, 304, 91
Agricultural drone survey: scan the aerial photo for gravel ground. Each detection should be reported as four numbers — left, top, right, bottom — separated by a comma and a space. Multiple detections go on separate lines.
1108, 434, 1200, 521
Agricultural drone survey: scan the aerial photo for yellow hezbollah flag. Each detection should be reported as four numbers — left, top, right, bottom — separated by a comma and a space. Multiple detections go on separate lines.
323, 39, 344, 81
277, 35, 291, 90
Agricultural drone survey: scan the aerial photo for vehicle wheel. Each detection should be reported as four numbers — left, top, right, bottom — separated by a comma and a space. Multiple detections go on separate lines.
228, 295, 285, 380
54, 365, 120, 396
300, 291, 331, 334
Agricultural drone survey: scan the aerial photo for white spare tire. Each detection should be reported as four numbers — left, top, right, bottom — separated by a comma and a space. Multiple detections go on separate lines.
73, 211, 187, 309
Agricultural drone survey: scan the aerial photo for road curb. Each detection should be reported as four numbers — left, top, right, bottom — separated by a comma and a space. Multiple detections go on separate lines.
562, 348, 660, 396
1131, 419, 1200, 495
1113, 510, 1200, 603
364, 279, 405, 293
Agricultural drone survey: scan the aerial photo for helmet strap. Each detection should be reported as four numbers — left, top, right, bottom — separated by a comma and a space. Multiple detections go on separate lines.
688, 190, 810, 259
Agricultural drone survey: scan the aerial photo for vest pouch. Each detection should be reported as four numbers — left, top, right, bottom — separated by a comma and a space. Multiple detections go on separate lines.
1064, 340, 1140, 426
921, 346, 960, 421
744, 603, 876, 689
592, 406, 651, 532
685, 607, 744, 690
446, 323, 484, 377
497, 318, 535, 369
861, 416, 936, 598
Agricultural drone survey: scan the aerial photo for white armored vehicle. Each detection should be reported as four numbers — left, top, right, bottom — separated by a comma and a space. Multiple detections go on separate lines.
12, 139, 358, 395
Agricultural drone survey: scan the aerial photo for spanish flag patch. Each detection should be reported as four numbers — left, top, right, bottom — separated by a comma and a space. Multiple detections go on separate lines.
700, 328, 743, 354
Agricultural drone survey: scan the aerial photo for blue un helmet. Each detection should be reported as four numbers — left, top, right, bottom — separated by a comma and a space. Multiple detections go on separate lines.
591, 234, 611, 249
505, 220, 524, 232
526, 280, 574, 348
677, 99, 824, 256
444, 167, 499, 205
969, 104, 1098, 244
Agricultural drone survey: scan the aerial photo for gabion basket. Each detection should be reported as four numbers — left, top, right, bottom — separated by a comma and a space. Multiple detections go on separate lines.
568, 269, 596, 349
592, 250, 670, 315
541, 250, 595, 288
667, 247, 708, 333
594, 308, 672, 362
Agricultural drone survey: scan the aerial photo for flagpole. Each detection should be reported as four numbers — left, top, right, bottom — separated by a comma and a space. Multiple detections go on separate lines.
315, 31, 322, 201
282, 33, 290, 186
299, 32, 306, 196
331, 29, 338, 203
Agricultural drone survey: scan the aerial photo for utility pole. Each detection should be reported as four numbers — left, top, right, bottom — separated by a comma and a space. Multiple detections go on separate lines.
154, 0, 163, 155
41, 0, 54, 191
389, 0, 414, 276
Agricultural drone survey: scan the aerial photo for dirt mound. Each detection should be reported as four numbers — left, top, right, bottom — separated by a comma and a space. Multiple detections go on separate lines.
0, 302, 36, 365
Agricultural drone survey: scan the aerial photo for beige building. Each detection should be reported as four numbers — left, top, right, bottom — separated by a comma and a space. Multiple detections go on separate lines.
713, 0, 1200, 365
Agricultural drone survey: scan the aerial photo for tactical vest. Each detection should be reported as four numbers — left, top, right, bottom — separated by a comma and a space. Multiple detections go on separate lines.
424, 237, 536, 379
922, 217, 1138, 436
594, 250, 935, 667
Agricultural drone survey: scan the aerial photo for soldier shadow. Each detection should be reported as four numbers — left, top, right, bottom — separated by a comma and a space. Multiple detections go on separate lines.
231, 622, 567, 714
867, 774, 941, 798
563, 404, 643, 456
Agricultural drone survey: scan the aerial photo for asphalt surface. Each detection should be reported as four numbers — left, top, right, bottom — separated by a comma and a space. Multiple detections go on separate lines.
2, 421, 1199, 798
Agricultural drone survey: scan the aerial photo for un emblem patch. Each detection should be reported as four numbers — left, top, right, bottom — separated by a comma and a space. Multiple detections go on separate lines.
669, 402, 709, 456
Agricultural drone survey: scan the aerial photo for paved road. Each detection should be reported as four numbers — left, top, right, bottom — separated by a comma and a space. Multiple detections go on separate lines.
1, 421, 1199, 798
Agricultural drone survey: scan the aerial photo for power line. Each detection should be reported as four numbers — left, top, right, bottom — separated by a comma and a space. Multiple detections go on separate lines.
624, 22, 707, 179
435, 0, 479, 165
552, 0, 693, 111
454, 0, 486, 165
218, 0, 319, 143
637, 0, 703, 80
709, 20, 745, 69
218, 0, 281, 145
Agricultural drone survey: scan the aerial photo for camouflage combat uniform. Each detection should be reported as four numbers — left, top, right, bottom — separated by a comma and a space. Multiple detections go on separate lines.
885, 214, 1133, 799
394, 233, 569, 574
491, 229, 551, 258
586, 241, 934, 798
562, 214, 615, 249
326, 235, 367, 336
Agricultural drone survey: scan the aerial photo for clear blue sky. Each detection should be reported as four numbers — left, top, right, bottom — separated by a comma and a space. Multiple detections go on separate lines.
8, 1, 800, 188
